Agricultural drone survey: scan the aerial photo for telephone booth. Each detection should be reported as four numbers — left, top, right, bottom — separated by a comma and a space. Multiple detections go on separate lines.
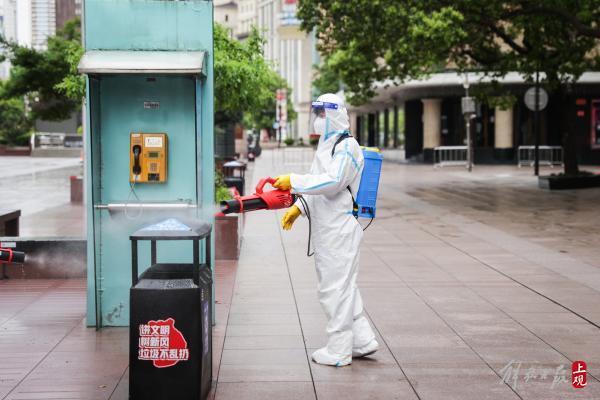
78, 0, 215, 328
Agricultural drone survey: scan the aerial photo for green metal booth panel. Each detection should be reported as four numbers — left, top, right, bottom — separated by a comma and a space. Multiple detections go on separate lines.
81, 0, 214, 328
85, 0, 214, 51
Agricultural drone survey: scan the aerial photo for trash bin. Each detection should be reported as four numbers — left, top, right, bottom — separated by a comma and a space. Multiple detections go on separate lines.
222, 160, 246, 195
129, 218, 212, 400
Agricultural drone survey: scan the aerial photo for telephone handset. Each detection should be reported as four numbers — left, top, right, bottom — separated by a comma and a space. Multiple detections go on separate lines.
129, 133, 168, 183
132, 145, 142, 177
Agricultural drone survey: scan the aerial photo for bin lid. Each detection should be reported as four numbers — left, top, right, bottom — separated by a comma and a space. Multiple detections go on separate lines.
78, 50, 206, 75
130, 218, 212, 240
223, 160, 246, 169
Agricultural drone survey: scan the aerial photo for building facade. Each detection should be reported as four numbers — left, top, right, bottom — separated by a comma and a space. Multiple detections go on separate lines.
0, 0, 62, 69
0, 0, 17, 79
349, 72, 600, 165
55, 0, 81, 31
13, 0, 56, 50
213, 0, 238, 36
215, 0, 315, 140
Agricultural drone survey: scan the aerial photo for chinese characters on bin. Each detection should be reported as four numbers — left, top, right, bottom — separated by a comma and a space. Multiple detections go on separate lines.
138, 318, 189, 368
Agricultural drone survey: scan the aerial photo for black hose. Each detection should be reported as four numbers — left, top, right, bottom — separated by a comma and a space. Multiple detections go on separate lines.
362, 217, 375, 231
297, 196, 374, 257
297, 195, 314, 257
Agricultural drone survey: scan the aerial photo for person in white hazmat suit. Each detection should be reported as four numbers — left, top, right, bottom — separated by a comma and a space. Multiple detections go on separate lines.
272, 93, 379, 366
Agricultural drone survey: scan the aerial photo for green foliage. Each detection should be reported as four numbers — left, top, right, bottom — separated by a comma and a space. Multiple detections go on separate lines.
54, 39, 85, 101
284, 137, 295, 146
312, 59, 342, 97
215, 185, 233, 203
214, 23, 296, 130
297, 1, 600, 105
0, 97, 32, 146
0, 18, 83, 120
298, 0, 600, 174
471, 82, 517, 111
214, 169, 233, 203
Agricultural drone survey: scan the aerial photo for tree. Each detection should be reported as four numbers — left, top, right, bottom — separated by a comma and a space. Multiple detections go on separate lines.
297, 1, 600, 174
0, 18, 82, 121
0, 97, 32, 146
214, 23, 295, 131
312, 56, 343, 97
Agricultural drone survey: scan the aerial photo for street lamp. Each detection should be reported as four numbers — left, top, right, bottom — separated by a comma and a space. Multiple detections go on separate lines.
460, 73, 476, 172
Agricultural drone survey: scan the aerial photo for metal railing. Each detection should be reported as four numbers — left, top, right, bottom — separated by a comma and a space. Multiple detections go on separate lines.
517, 146, 563, 167
31, 132, 83, 149
433, 146, 468, 168
272, 147, 315, 169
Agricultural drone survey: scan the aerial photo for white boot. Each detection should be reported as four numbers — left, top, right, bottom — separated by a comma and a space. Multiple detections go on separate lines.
352, 339, 379, 358
311, 347, 352, 367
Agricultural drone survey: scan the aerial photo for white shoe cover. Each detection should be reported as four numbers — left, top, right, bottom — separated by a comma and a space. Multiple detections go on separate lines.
311, 347, 351, 367
352, 339, 379, 358
352, 316, 376, 348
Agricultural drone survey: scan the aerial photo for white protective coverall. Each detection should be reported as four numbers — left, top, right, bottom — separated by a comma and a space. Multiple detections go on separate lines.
290, 93, 377, 366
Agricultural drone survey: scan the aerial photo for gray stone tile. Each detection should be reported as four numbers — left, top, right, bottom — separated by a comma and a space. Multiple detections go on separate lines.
409, 375, 521, 400
217, 364, 312, 383
309, 358, 406, 383
390, 345, 485, 365
314, 380, 418, 400
227, 312, 299, 325
505, 375, 600, 400
214, 382, 315, 400
220, 349, 308, 365
224, 335, 305, 350
225, 324, 302, 337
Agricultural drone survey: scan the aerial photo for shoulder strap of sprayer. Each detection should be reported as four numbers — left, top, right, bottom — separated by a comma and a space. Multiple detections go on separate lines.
331, 133, 359, 218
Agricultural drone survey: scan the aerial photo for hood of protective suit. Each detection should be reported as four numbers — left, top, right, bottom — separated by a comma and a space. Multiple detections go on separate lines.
314, 93, 350, 141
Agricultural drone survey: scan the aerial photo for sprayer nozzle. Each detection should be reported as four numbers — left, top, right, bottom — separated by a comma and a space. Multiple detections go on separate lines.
12, 251, 25, 264
0, 249, 25, 264
220, 202, 232, 214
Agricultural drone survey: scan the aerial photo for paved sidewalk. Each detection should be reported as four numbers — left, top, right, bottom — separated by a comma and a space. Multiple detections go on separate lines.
0, 259, 239, 400
212, 150, 600, 400
1, 150, 599, 399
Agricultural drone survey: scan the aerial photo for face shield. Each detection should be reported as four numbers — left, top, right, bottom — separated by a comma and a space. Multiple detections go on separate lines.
309, 100, 340, 137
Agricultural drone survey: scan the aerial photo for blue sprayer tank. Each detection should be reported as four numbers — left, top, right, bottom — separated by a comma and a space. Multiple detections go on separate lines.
356, 148, 383, 218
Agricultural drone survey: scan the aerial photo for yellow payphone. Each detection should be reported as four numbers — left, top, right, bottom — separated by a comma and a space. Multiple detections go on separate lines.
130, 133, 168, 183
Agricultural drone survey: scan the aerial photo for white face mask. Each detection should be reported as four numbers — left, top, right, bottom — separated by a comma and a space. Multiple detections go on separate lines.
313, 117, 327, 136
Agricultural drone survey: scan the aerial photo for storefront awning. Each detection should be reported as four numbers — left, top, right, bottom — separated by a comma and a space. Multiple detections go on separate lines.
78, 50, 206, 75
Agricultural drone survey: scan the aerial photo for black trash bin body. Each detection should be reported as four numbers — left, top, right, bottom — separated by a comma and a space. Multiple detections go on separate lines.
222, 161, 246, 196
129, 219, 212, 400
223, 176, 244, 196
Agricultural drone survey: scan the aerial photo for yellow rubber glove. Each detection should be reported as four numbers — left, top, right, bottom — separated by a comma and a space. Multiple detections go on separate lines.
273, 174, 292, 191
281, 205, 301, 231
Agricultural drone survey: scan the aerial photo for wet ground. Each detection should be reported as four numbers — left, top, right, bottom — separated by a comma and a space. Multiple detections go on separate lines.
1, 150, 599, 399
0, 156, 84, 237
